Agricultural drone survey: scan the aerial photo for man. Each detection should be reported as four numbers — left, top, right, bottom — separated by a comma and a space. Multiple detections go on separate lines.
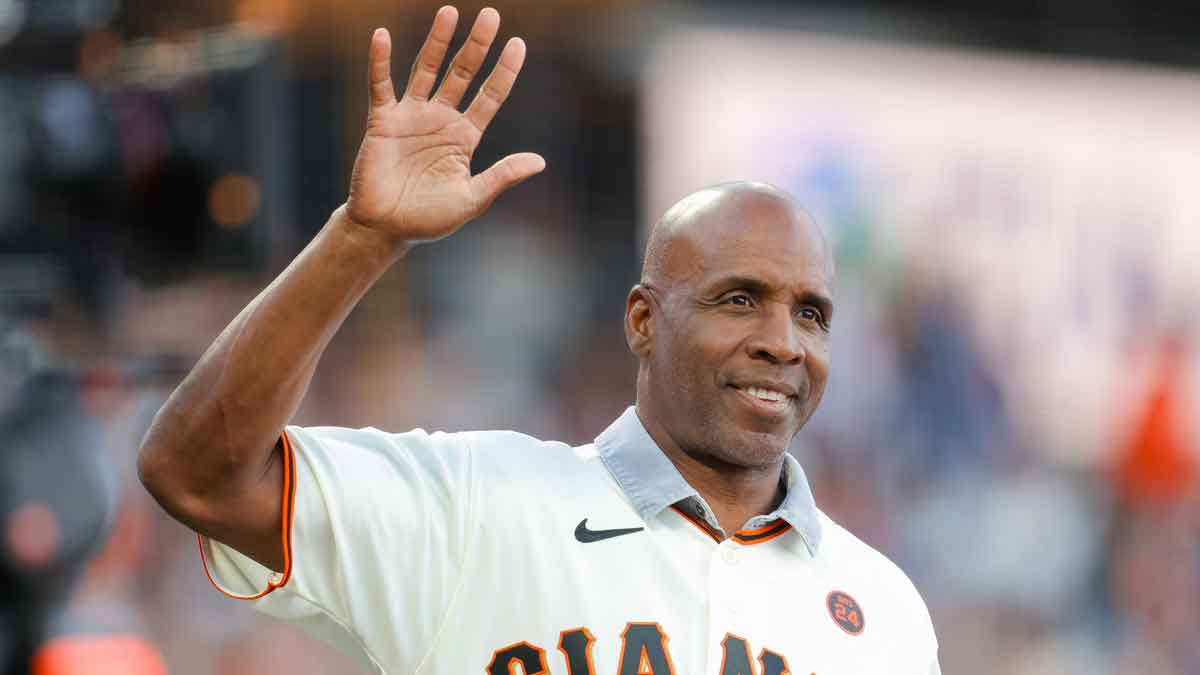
138, 6, 940, 675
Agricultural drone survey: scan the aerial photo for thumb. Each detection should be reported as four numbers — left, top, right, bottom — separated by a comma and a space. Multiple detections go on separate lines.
470, 152, 546, 211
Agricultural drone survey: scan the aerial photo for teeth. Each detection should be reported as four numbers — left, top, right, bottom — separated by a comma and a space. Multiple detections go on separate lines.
747, 387, 786, 402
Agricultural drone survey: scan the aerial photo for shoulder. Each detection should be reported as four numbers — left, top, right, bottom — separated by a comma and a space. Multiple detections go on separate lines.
817, 512, 908, 579
457, 428, 575, 454
286, 425, 571, 457
285, 424, 590, 479
285, 424, 473, 472
287, 424, 465, 453
458, 429, 601, 487
815, 509, 937, 643
280, 426, 483, 508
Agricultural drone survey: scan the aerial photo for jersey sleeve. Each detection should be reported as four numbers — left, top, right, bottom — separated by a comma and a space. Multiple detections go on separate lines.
198, 425, 476, 672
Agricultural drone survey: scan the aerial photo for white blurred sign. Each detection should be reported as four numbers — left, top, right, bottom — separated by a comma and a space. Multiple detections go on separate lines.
643, 29, 1200, 464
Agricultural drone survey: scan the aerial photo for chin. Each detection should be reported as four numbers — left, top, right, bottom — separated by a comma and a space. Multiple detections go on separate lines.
711, 428, 792, 469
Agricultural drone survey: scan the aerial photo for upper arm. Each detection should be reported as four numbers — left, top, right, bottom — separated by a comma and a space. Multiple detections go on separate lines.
139, 433, 290, 572
198, 435, 291, 571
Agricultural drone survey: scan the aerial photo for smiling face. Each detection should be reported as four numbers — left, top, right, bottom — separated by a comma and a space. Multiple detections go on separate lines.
627, 183, 834, 469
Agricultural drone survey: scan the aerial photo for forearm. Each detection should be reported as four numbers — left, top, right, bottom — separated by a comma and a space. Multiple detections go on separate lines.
138, 7, 539, 567
138, 206, 407, 509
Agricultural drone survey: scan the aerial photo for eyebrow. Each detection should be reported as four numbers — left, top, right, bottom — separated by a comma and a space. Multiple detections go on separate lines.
709, 275, 834, 318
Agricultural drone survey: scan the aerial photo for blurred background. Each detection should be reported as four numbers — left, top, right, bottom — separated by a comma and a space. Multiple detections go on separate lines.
1, 0, 1198, 673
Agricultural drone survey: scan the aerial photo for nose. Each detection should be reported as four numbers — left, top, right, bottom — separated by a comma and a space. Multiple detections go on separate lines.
746, 303, 804, 365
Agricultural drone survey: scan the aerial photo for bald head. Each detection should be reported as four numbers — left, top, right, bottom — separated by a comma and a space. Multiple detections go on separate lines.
642, 181, 831, 288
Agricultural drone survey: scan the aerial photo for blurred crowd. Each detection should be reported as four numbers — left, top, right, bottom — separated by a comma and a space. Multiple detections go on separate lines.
2, 2, 1198, 675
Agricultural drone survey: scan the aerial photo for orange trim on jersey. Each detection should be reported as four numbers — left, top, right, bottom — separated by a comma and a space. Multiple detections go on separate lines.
670, 505, 791, 545
668, 504, 722, 543
734, 520, 783, 537
732, 519, 791, 546
197, 431, 297, 600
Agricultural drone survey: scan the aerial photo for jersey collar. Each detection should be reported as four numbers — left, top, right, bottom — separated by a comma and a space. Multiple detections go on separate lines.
595, 406, 822, 555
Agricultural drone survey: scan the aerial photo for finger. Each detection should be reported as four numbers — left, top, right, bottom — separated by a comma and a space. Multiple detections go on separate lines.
433, 8, 500, 108
464, 37, 525, 134
470, 152, 546, 211
367, 28, 396, 109
404, 5, 459, 101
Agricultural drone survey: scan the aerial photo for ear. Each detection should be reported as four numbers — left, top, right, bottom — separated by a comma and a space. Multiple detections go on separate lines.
625, 285, 654, 357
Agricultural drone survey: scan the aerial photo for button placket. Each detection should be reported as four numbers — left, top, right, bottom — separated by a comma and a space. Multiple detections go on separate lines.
707, 543, 740, 675
710, 541, 748, 627
721, 546, 740, 565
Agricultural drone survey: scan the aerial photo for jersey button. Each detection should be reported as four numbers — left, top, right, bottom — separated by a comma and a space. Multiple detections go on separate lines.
721, 547, 740, 565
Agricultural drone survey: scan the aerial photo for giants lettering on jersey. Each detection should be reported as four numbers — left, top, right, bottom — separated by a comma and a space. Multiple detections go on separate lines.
488, 624, 809, 675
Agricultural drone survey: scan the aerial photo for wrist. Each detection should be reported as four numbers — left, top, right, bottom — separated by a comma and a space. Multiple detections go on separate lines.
328, 204, 414, 262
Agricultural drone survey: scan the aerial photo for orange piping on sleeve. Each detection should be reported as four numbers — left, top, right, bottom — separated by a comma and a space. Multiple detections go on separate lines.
197, 430, 297, 600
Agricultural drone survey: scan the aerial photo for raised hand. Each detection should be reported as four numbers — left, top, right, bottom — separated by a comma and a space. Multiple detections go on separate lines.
346, 6, 545, 244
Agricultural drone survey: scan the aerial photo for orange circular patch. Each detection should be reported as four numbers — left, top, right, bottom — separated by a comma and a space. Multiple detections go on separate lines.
826, 590, 865, 635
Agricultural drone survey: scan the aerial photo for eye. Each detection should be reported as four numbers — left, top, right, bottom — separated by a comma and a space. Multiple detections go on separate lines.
799, 307, 825, 324
724, 293, 753, 307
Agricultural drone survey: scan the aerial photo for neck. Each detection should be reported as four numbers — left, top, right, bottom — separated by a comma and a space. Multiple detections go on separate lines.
635, 404, 786, 538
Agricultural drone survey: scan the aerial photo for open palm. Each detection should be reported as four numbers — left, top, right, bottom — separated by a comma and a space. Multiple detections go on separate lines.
347, 7, 544, 243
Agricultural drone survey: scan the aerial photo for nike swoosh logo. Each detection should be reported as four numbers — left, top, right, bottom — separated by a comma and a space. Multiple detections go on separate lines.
574, 518, 644, 543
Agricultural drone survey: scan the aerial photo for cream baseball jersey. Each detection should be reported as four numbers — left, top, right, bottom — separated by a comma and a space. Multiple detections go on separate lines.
200, 407, 940, 675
